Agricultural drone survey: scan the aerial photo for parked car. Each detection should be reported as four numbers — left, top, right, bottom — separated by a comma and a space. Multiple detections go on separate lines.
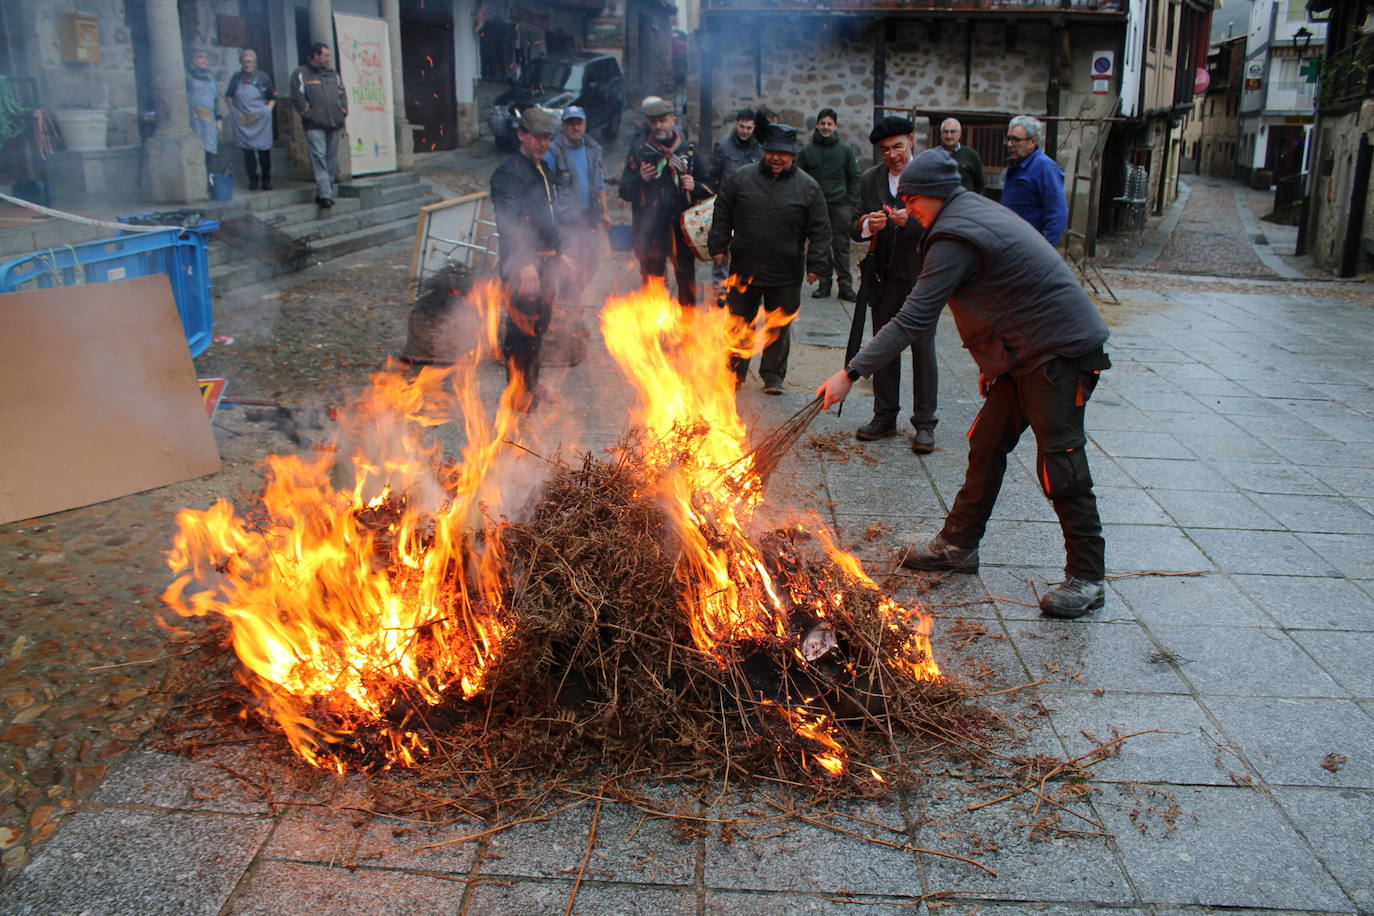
490, 53, 625, 151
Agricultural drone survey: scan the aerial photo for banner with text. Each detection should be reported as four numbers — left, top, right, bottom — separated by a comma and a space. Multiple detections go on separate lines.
333, 12, 396, 175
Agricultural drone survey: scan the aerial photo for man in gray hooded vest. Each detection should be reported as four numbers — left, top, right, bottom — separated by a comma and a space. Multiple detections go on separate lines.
816, 149, 1111, 619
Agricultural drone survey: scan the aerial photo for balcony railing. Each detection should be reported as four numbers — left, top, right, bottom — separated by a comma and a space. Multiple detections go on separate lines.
702, 0, 1123, 14
1320, 35, 1374, 110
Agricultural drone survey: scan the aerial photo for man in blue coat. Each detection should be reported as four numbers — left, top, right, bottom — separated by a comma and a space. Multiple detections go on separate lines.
1000, 115, 1067, 248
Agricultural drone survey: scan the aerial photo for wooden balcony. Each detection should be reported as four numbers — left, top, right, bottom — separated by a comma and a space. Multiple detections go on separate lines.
701, 0, 1125, 15
1320, 35, 1374, 112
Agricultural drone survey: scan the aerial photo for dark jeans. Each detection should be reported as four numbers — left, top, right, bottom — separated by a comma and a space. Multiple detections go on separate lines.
725, 281, 801, 385
870, 276, 937, 431
241, 148, 271, 184
941, 353, 1108, 580
502, 260, 557, 391
819, 203, 853, 291
637, 224, 698, 307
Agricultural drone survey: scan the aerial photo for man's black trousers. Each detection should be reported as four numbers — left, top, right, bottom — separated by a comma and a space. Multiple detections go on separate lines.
725, 281, 801, 386
869, 276, 938, 431
502, 261, 557, 389
940, 353, 1108, 580
819, 203, 853, 292
638, 225, 698, 307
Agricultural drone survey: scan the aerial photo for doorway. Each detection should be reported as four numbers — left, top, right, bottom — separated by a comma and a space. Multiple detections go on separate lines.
401, 1, 457, 151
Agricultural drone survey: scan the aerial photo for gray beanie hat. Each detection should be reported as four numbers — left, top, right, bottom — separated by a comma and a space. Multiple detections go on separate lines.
896, 148, 961, 199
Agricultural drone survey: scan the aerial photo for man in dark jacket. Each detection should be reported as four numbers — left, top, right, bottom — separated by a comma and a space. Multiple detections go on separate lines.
798, 108, 860, 301
619, 98, 711, 307
709, 109, 764, 296
708, 124, 830, 394
709, 109, 763, 187
849, 116, 938, 453
289, 42, 348, 210
490, 107, 570, 411
817, 149, 1111, 620
939, 118, 985, 195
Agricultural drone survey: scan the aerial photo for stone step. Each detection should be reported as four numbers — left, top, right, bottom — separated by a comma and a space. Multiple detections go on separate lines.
338, 171, 422, 193
306, 215, 418, 262
282, 196, 433, 244
258, 197, 364, 229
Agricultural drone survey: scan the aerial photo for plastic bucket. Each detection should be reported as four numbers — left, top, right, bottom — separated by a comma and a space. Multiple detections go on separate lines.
55, 110, 108, 152
209, 173, 234, 202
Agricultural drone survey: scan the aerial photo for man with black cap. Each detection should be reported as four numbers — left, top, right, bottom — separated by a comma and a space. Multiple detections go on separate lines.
489, 106, 571, 410
708, 123, 830, 394
619, 97, 711, 307
816, 149, 1112, 620
849, 115, 939, 454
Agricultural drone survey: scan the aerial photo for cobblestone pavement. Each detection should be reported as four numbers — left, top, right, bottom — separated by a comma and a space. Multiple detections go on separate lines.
2, 166, 1374, 913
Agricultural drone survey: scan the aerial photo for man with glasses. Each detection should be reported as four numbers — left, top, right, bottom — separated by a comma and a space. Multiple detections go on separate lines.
1001, 115, 1067, 247
816, 149, 1111, 620
847, 116, 939, 453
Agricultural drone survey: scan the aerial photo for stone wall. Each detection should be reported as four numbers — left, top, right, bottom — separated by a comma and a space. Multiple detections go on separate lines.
698, 16, 1123, 246
1306, 101, 1374, 274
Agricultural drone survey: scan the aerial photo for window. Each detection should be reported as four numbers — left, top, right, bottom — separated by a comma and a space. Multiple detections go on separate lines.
1148, 0, 1158, 50
1165, 1, 1175, 54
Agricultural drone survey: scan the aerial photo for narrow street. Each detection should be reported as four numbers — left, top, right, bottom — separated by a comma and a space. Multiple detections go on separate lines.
2, 169, 1373, 914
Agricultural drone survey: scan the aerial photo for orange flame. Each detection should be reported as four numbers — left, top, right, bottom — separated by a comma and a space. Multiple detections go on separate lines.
162, 277, 938, 776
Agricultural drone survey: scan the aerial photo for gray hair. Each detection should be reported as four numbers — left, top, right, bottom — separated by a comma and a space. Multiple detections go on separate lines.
1009, 115, 1043, 143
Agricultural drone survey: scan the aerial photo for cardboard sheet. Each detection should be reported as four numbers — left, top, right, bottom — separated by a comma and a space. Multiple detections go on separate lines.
0, 275, 221, 524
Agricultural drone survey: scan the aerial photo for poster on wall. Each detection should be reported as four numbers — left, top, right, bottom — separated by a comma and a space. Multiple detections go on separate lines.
333, 12, 396, 174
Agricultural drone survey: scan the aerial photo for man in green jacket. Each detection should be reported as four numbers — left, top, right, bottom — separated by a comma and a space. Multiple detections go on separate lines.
798, 108, 860, 301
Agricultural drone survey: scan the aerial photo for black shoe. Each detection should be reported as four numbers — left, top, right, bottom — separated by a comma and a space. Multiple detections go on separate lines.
762, 380, 783, 395
855, 419, 897, 441
912, 428, 935, 454
261, 178, 272, 190
316, 196, 334, 208
896, 535, 979, 573
838, 285, 857, 302
248, 177, 260, 191
1039, 577, 1105, 619
811, 281, 831, 299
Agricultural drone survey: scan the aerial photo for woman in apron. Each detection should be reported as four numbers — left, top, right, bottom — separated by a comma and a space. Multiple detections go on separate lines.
226, 49, 276, 190
186, 50, 221, 179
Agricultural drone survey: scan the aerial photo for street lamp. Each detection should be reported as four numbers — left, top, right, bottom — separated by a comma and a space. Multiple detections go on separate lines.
1294, 25, 1314, 54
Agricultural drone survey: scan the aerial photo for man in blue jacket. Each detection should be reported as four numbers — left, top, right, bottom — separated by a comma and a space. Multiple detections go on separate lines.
1001, 115, 1067, 248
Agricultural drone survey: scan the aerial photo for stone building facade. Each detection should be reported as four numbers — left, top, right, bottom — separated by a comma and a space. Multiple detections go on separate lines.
694, 13, 1127, 249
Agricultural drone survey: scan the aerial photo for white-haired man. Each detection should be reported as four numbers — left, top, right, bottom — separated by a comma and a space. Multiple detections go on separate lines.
1001, 115, 1067, 247
939, 118, 984, 195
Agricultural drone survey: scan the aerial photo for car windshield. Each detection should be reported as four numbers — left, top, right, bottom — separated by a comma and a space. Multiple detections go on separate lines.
523, 59, 583, 92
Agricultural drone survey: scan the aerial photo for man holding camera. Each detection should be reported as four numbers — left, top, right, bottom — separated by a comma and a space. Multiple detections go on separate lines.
619, 98, 711, 307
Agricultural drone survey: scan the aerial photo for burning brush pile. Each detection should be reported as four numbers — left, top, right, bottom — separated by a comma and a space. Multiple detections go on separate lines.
159, 281, 965, 790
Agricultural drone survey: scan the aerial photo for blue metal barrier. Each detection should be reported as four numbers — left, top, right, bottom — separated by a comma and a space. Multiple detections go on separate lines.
0, 221, 218, 357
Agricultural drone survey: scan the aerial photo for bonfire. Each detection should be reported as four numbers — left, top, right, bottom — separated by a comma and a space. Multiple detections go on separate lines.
160, 279, 953, 787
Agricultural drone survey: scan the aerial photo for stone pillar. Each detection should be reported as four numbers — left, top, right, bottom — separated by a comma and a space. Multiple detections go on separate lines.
143, 0, 207, 202
310, 0, 333, 46
380, 0, 414, 170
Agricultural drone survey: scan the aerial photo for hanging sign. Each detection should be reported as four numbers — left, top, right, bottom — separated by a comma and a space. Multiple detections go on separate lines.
334, 12, 396, 175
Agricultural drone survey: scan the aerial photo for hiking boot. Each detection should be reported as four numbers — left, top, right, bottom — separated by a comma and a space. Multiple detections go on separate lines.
811, 280, 832, 299
896, 535, 979, 573
912, 428, 935, 454
1039, 577, 1106, 619
838, 284, 857, 302
855, 419, 897, 441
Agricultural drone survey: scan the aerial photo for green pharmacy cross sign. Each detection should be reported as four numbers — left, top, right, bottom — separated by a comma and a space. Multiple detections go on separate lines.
1300, 57, 1321, 83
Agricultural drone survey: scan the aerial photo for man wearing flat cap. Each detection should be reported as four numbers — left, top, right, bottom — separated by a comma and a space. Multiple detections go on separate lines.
619, 97, 711, 307
708, 123, 831, 394
848, 115, 940, 454
817, 149, 1112, 620
489, 106, 571, 411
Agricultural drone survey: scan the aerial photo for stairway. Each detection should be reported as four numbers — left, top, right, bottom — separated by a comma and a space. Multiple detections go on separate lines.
207, 171, 437, 293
